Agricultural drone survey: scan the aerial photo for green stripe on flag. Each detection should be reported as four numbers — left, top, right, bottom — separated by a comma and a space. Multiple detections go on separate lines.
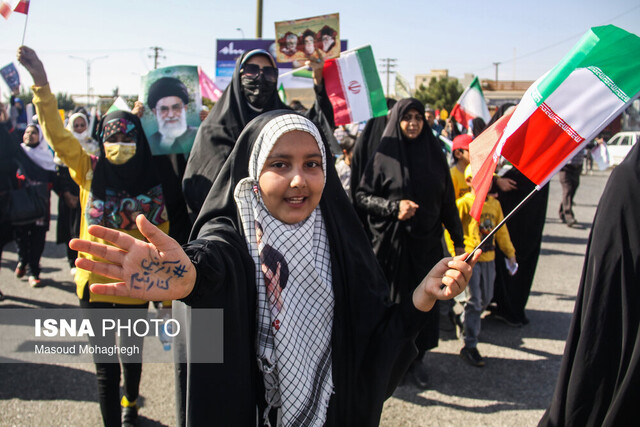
356, 46, 388, 118
292, 68, 313, 79
535, 25, 640, 105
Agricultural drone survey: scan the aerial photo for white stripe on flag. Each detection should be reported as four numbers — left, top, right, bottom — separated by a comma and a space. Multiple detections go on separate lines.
544, 68, 625, 139
463, 87, 490, 122
337, 52, 371, 123
495, 83, 539, 157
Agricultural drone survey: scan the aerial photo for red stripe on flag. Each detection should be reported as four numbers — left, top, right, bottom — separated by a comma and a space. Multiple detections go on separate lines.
469, 141, 499, 221
451, 104, 473, 129
501, 105, 583, 185
14, 0, 28, 14
323, 59, 352, 126
468, 110, 514, 221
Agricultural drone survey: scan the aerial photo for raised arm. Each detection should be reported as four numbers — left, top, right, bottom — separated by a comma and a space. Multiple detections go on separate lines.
17, 46, 89, 176
69, 214, 197, 301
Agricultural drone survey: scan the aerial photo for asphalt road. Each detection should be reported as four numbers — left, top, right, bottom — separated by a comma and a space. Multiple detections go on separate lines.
0, 168, 610, 426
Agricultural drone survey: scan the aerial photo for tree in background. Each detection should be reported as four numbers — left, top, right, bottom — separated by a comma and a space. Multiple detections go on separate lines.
414, 76, 462, 112
56, 92, 76, 112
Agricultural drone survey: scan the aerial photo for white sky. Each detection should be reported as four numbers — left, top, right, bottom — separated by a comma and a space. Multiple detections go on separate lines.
1, 0, 639, 99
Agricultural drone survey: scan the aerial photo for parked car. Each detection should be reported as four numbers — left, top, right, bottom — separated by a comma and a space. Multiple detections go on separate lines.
606, 131, 640, 166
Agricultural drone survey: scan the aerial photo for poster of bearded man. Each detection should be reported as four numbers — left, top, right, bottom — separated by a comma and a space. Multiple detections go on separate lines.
139, 65, 201, 155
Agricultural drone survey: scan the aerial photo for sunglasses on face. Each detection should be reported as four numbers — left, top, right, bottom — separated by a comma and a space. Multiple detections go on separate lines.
240, 63, 278, 83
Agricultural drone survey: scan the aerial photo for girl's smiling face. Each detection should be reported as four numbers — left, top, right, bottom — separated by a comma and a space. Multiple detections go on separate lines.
258, 130, 324, 224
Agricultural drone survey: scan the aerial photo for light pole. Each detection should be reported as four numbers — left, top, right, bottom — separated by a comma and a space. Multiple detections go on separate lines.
69, 55, 108, 106
236, 27, 245, 39
256, 0, 262, 38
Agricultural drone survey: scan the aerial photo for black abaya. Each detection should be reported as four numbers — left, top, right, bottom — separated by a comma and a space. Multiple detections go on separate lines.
178, 110, 430, 426
539, 141, 640, 426
355, 98, 464, 352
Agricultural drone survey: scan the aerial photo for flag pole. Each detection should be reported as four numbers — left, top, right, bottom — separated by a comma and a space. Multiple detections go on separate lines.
463, 185, 543, 263
20, 12, 29, 45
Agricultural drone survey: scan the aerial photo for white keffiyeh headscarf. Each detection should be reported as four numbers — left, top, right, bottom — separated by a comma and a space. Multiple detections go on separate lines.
21, 124, 56, 172
233, 114, 334, 426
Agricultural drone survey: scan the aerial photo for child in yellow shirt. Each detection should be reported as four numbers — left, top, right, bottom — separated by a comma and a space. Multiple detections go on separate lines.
454, 165, 517, 367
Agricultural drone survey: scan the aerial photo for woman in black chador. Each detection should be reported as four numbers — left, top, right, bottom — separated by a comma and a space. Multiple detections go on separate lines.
539, 140, 640, 426
182, 49, 336, 219
71, 111, 478, 426
355, 98, 464, 387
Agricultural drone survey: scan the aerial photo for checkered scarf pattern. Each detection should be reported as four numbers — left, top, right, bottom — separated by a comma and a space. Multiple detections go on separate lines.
233, 114, 334, 426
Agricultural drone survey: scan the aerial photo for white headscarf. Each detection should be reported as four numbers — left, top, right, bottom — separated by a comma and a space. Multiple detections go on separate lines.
66, 112, 100, 156
234, 114, 334, 426
21, 124, 56, 172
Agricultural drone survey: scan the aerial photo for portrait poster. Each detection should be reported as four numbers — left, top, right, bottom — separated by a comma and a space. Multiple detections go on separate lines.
138, 65, 201, 156
1, 62, 21, 93
274, 13, 340, 64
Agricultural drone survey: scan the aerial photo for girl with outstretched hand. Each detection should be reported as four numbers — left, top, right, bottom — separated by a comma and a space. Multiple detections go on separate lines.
71, 110, 479, 426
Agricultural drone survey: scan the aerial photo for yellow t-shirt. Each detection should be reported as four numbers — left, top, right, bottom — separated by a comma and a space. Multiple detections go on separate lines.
33, 84, 170, 304
447, 192, 515, 262
450, 165, 470, 200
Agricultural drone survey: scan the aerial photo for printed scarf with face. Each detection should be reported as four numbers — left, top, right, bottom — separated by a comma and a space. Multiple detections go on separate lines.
233, 114, 334, 427
87, 111, 167, 230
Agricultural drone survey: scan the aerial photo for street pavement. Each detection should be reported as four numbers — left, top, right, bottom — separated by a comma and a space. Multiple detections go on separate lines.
0, 168, 610, 426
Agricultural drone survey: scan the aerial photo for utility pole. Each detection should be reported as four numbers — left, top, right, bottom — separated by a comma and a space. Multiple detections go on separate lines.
493, 62, 501, 89
256, 0, 263, 38
149, 46, 165, 70
378, 58, 397, 97
69, 55, 108, 107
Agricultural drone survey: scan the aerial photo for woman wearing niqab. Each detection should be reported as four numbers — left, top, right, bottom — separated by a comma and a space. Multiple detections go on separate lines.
182, 49, 336, 218
355, 98, 464, 385
539, 138, 640, 426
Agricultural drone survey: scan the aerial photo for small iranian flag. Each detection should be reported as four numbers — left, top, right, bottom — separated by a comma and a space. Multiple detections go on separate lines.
323, 45, 387, 125
451, 76, 491, 129
470, 25, 640, 220
0, 0, 28, 19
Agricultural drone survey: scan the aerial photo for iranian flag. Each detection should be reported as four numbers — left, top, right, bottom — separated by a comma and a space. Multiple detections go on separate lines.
323, 45, 388, 125
451, 76, 491, 129
469, 25, 640, 221
0, 0, 28, 19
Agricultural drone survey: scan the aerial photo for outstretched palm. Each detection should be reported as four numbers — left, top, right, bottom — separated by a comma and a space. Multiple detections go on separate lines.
70, 215, 196, 301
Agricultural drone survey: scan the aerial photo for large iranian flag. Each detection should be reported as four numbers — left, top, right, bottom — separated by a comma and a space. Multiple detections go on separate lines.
470, 25, 640, 220
451, 76, 491, 129
323, 46, 388, 125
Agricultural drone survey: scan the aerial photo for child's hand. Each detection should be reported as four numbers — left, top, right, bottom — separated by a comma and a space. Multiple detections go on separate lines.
413, 250, 482, 312
69, 214, 197, 301
506, 256, 518, 276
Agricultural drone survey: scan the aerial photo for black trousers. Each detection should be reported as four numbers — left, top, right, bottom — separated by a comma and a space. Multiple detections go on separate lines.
558, 164, 582, 223
79, 290, 148, 427
15, 223, 47, 277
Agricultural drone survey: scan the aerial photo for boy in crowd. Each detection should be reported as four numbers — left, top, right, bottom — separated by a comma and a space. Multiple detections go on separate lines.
450, 165, 517, 367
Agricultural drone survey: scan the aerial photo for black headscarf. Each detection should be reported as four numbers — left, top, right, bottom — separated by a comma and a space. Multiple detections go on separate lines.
356, 98, 463, 299
349, 98, 397, 213
183, 51, 337, 219
182, 51, 287, 217
539, 141, 640, 426
91, 110, 160, 200
179, 110, 427, 426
